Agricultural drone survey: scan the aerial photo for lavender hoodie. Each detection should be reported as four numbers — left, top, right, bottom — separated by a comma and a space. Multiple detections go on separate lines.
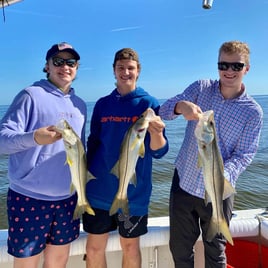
0, 79, 87, 200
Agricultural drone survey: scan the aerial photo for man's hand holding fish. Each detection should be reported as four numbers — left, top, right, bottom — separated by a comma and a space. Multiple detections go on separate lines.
174, 100, 203, 120
148, 115, 167, 150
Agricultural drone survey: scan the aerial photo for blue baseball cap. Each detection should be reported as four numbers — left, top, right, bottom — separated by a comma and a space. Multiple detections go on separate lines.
46, 42, 80, 61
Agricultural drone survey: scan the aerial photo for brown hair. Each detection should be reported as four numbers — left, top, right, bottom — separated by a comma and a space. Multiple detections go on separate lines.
218, 41, 250, 65
113, 48, 141, 70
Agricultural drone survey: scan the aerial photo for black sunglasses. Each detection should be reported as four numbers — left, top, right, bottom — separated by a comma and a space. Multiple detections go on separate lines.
52, 57, 78, 68
218, 61, 246, 72
218, 62, 245, 72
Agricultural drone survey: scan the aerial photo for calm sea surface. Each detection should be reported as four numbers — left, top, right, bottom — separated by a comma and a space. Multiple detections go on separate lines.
0, 96, 267, 229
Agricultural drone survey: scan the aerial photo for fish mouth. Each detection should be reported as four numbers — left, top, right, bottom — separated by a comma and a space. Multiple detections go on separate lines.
194, 110, 214, 144
56, 119, 65, 130
54, 119, 68, 134
200, 110, 214, 122
144, 108, 156, 120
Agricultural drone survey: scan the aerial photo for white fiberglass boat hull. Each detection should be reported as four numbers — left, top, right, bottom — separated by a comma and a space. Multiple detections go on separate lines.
1, 208, 268, 268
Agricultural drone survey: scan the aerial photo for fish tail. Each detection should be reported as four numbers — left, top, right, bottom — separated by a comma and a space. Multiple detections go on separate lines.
219, 219, 234, 245
85, 203, 95, 216
72, 204, 83, 219
206, 218, 234, 246
109, 197, 129, 216
73, 203, 95, 219
206, 219, 218, 242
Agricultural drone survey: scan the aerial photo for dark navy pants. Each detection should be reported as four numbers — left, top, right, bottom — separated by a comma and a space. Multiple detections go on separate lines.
169, 169, 234, 268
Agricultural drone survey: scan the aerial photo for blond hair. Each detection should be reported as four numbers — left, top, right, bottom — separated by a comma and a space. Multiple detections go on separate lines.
219, 41, 250, 65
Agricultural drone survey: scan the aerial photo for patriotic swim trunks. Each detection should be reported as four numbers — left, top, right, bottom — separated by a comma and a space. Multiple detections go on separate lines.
7, 188, 80, 257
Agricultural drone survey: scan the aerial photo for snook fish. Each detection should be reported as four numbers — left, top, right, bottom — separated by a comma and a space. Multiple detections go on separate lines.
194, 110, 235, 245
109, 108, 156, 216
55, 119, 95, 219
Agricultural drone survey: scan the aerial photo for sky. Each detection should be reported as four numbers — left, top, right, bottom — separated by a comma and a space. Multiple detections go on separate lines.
0, 0, 267, 105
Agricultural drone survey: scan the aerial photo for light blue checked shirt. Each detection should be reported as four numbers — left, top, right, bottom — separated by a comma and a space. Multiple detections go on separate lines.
159, 79, 263, 199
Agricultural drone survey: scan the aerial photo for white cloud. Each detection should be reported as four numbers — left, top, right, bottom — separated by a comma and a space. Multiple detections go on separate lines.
111, 26, 143, 32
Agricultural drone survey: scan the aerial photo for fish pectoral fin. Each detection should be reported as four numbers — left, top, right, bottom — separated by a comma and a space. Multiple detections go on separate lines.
130, 137, 140, 151
111, 161, 120, 178
197, 153, 202, 168
223, 179, 236, 200
138, 143, 145, 158
66, 157, 73, 166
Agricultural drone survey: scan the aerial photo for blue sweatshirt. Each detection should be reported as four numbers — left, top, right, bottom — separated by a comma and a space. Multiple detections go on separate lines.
0, 79, 87, 200
86, 87, 168, 216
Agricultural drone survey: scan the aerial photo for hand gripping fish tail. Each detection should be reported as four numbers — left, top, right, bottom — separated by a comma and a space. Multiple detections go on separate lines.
54, 119, 95, 219
109, 108, 156, 216
195, 110, 235, 246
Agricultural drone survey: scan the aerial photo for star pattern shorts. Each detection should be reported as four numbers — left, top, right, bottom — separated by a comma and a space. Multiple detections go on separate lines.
7, 188, 80, 258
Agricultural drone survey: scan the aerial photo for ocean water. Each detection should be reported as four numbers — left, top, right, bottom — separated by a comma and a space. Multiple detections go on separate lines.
0, 96, 267, 229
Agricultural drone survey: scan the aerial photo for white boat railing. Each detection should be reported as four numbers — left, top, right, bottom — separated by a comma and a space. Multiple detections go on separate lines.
1, 209, 268, 268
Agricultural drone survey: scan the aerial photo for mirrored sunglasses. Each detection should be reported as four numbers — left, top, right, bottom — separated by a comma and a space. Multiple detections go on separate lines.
52, 57, 77, 68
218, 62, 245, 72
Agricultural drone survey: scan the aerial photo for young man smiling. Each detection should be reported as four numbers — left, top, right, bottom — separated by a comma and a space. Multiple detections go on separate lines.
0, 42, 86, 268
159, 40, 263, 268
83, 48, 168, 268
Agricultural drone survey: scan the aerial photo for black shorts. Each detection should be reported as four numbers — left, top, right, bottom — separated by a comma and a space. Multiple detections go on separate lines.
82, 208, 148, 238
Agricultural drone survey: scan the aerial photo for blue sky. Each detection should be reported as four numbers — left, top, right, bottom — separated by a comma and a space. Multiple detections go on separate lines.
1, 0, 267, 105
